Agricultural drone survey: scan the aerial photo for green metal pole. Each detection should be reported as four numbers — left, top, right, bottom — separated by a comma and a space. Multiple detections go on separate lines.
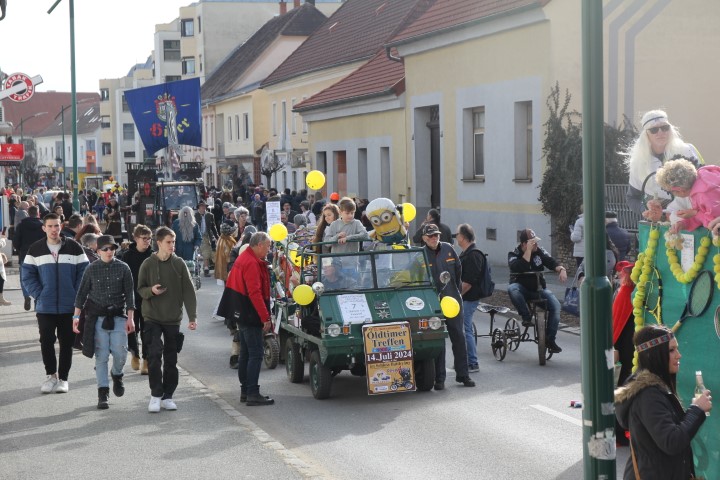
61, 105, 66, 192
69, 0, 79, 211
581, 0, 615, 478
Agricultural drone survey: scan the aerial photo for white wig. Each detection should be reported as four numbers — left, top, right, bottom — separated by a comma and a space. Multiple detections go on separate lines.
626, 109, 700, 192
178, 206, 196, 243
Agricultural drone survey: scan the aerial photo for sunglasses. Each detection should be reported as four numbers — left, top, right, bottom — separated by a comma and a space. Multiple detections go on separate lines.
648, 125, 671, 134
99, 246, 116, 252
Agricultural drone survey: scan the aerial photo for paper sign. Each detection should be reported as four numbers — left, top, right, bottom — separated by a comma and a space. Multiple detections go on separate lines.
266, 200, 281, 229
680, 234, 695, 272
337, 294, 372, 324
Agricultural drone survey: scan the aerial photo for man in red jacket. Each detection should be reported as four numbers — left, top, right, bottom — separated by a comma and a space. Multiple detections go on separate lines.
220, 231, 274, 406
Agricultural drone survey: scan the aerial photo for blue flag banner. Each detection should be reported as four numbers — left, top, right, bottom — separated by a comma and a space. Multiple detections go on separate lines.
124, 78, 202, 156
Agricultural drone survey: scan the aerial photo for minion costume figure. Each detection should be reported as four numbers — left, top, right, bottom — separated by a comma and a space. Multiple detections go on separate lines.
366, 198, 408, 245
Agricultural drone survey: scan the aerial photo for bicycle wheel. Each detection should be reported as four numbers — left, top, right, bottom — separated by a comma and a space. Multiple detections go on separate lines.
491, 328, 507, 361
504, 317, 521, 351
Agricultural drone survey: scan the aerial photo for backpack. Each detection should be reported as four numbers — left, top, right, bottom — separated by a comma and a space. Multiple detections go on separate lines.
472, 247, 495, 299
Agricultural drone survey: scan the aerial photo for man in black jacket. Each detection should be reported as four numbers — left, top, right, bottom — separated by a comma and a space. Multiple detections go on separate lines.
14, 206, 45, 311
507, 228, 567, 354
456, 223, 488, 373
422, 224, 475, 390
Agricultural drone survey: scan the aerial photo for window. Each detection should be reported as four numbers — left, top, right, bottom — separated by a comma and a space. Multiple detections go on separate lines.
462, 107, 485, 180
163, 40, 180, 61
243, 113, 249, 140
166, 75, 181, 83
86, 139, 96, 152
102, 143, 112, 155
357, 148, 368, 199
272, 103, 277, 136
514, 101, 533, 181
199, 54, 203, 72
235, 115, 240, 141
292, 171, 297, 191
227, 116, 233, 141
197, 15, 202, 33
291, 98, 297, 134
181, 19, 194, 37
380, 147, 390, 198
123, 123, 135, 141
473, 108, 485, 178
121, 94, 129, 112
100, 88, 110, 101
281, 100, 287, 146
301, 96, 308, 133
182, 57, 196, 75
123, 151, 136, 158
282, 171, 287, 191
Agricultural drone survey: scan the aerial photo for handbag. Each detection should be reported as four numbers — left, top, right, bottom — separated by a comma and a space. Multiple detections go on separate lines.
561, 269, 581, 316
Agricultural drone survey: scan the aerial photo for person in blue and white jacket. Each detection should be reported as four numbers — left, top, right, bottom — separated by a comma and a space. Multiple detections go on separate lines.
22, 213, 89, 395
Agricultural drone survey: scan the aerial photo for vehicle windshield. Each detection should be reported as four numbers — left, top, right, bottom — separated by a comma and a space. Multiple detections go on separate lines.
318, 249, 432, 292
162, 184, 199, 210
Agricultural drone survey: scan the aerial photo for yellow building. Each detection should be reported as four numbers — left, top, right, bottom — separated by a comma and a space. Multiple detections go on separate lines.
298, 0, 720, 261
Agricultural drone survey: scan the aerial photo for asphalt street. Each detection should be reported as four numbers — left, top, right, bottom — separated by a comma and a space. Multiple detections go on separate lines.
0, 265, 630, 479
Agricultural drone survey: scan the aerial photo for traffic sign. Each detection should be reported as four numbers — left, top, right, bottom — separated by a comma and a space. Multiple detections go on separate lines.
1, 73, 43, 102
0, 143, 25, 165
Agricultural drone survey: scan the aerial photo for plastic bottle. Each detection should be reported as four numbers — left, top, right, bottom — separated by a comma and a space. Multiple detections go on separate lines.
695, 371, 710, 417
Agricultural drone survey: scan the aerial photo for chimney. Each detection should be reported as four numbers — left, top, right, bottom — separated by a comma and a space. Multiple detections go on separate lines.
293, 0, 301, 8
279, 1, 287, 15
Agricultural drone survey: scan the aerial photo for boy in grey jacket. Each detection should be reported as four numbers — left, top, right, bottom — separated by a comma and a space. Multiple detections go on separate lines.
324, 197, 369, 254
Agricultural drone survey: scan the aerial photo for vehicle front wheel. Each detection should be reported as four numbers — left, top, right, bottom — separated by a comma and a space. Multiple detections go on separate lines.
309, 350, 332, 399
285, 338, 304, 383
414, 358, 436, 392
264, 336, 280, 369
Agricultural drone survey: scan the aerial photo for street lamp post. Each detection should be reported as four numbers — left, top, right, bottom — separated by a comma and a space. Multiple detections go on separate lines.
15, 112, 48, 187
48, 0, 79, 210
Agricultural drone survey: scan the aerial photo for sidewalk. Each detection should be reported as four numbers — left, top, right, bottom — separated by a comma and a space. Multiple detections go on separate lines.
0, 274, 312, 480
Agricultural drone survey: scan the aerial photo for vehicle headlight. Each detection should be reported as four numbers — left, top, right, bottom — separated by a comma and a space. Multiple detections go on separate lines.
327, 324, 341, 337
428, 317, 442, 330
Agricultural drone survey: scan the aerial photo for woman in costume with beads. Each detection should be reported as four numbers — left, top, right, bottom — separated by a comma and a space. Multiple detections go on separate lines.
615, 325, 711, 479
626, 110, 703, 224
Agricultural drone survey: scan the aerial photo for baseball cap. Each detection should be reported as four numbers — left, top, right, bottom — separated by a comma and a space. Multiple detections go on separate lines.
422, 224, 441, 236
519, 229, 541, 243
330, 192, 340, 201
222, 202, 232, 209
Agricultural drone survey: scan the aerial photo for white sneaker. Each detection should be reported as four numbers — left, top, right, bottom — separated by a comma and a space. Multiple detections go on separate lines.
160, 398, 177, 411
55, 380, 69, 393
148, 396, 162, 413
40, 375, 58, 394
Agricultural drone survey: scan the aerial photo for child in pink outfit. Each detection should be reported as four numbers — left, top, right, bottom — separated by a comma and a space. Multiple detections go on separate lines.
656, 159, 720, 232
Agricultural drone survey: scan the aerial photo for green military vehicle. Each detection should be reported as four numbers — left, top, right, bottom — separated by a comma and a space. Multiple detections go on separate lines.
274, 241, 449, 399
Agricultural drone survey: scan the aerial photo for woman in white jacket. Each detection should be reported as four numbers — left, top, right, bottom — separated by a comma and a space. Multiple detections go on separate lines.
570, 211, 584, 267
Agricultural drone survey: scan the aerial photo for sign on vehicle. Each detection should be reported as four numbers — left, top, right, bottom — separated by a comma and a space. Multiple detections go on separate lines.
363, 322, 415, 395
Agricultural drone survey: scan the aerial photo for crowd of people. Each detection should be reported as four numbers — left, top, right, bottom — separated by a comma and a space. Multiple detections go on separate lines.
2, 107, 714, 476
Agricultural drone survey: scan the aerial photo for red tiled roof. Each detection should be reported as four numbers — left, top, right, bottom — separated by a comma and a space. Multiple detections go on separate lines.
294, 50, 404, 111
2, 91, 100, 138
390, 0, 546, 45
261, 0, 431, 88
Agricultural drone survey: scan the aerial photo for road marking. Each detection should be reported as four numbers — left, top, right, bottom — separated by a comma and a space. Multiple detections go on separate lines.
180, 367, 331, 479
531, 404, 583, 427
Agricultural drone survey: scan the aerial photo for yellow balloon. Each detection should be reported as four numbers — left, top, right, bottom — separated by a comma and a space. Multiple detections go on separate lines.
440, 296, 460, 318
293, 284, 315, 306
269, 223, 288, 242
401, 202, 416, 222
306, 170, 326, 190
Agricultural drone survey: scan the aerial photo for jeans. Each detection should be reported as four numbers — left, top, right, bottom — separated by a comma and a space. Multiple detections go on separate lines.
237, 325, 264, 396
37, 313, 75, 381
507, 283, 561, 342
435, 304, 469, 382
144, 321, 179, 399
94, 316, 128, 388
462, 299, 480, 367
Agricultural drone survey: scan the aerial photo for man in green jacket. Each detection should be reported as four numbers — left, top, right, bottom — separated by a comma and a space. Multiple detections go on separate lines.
137, 226, 197, 413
